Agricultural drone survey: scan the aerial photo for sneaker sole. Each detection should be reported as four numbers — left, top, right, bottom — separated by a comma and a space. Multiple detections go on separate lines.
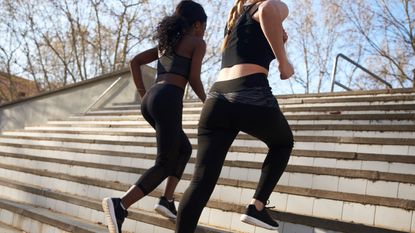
102, 198, 119, 233
154, 204, 177, 219
240, 214, 278, 230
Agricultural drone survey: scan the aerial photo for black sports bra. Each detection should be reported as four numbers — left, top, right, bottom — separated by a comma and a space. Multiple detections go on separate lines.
221, 4, 275, 70
157, 53, 192, 79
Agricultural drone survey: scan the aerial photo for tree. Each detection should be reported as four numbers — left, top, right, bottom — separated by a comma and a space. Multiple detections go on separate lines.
285, 0, 364, 93
333, 0, 414, 89
0, 7, 22, 102
0, 0, 226, 101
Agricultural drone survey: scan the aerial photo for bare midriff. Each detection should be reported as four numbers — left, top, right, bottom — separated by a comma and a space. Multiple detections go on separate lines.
217, 63, 268, 82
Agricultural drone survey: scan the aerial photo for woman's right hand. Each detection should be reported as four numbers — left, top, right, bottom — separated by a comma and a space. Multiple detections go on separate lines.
279, 60, 294, 80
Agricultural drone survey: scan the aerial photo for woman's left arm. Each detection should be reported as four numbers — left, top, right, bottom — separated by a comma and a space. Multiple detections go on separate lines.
257, 0, 294, 79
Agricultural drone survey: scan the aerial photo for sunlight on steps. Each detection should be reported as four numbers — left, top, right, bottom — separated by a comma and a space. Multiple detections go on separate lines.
0, 90, 414, 233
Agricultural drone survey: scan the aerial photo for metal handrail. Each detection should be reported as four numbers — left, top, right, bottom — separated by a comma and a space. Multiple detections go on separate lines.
84, 76, 124, 113
330, 53, 392, 92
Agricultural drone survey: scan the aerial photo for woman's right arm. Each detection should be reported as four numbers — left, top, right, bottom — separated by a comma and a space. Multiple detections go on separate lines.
129, 47, 158, 97
257, 0, 294, 80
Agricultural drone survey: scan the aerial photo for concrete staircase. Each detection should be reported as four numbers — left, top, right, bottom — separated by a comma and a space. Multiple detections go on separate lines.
0, 88, 414, 233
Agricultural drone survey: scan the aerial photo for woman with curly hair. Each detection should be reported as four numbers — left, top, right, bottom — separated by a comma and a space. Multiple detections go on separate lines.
176, 0, 293, 232
102, 1, 207, 232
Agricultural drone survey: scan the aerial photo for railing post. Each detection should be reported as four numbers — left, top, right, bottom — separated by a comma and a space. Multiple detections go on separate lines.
330, 53, 392, 92
330, 54, 341, 92
412, 69, 415, 89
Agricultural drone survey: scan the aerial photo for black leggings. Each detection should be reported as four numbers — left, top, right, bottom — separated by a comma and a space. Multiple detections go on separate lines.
135, 83, 192, 195
176, 74, 294, 233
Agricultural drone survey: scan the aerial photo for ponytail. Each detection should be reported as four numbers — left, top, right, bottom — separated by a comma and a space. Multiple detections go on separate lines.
221, 0, 265, 51
154, 15, 188, 55
155, 0, 207, 55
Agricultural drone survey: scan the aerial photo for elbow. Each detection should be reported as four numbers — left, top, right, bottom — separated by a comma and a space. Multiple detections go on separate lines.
130, 56, 143, 68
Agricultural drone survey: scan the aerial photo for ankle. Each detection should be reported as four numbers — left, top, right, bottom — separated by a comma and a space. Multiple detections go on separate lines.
120, 199, 128, 210
250, 199, 264, 211
163, 195, 174, 202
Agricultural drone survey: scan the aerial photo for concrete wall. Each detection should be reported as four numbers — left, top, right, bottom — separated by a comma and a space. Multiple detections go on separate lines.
0, 66, 155, 131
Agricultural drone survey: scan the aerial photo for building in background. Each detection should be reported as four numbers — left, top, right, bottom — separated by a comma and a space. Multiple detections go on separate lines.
0, 71, 38, 105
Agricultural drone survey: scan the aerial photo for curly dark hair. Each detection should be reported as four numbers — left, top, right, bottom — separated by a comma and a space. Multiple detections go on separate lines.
154, 1, 207, 55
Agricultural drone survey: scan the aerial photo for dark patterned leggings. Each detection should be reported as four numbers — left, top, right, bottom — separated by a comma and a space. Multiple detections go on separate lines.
176, 74, 294, 233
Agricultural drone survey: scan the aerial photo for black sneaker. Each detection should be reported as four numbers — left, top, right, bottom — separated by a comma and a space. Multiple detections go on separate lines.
102, 197, 128, 233
154, 196, 177, 219
240, 204, 279, 230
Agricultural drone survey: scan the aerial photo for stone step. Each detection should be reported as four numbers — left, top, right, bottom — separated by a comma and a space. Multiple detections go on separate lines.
0, 129, 415, 149
99, 103, 415, 113
5, 125, 415, 141
34, 121, 415, 139
23, 118, 415, 133
0, 162, 412, 233
46, 117, 415, 128
79, 111, 415, 122
264, 90, 415, 100
0, 177, 261, 233
0, 221, 25, 233
0, 178, 230, 233
4, 127, 415, 142
1, 151, 414, 202
14, 125, 415, 140
0, 134, 414, 175
44, 115, 415, 126
1, 133, 413, 154
111, 97, 415, 110
83, 107, 415, 117
35, 121, 415, 130
1, 145, 414, 201
60, 115, 415, 130
0, 197, 108, 233
2, 131, 415, 168
0, 138, 415, 180
273, 88, 414, 100
113, 89, 415, 107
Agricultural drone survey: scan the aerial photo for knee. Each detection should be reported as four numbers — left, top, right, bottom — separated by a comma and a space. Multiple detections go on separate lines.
283, 126, 295, 149
267, 134, 294, 162
269, 133, 294, 150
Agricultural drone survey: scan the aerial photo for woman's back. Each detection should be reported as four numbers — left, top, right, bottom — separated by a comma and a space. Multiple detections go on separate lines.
218, 0, 293, 81
157, 35, 203, 81
221, 4, 275, 70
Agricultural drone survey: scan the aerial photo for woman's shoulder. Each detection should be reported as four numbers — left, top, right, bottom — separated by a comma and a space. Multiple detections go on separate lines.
258, 0, 280, 12
183, 35, 205, 45
256, 0, 287, 21
182, 35, 206, 50
175, 35, 205, 58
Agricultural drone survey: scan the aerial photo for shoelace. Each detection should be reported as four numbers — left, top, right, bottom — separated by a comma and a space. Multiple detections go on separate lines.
264, 200, 275, 210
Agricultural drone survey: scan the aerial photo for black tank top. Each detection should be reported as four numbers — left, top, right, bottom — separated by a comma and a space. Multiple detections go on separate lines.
221, 4, 275, 70
157, 53, 191, 79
